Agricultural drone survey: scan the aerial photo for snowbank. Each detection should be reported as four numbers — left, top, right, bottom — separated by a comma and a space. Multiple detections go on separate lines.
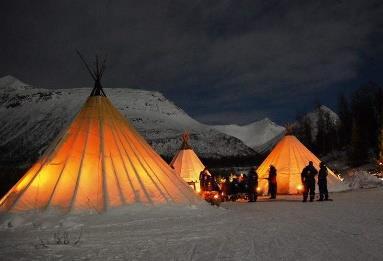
346, 170, 383, 189
0, 203, 215, 230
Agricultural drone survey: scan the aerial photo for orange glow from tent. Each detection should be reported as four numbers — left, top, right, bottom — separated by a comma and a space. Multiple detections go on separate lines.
256, 135, 344, 194
256, 187, 261, 193
170, 134, 205, 192
0, 96, 200, 213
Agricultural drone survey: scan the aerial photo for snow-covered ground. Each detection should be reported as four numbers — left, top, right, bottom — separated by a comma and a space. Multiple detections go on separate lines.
1, 188, 382, 260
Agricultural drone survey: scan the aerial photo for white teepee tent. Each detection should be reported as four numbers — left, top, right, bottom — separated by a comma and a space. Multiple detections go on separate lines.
170, 132, 205, 192
0, 55, 199, 214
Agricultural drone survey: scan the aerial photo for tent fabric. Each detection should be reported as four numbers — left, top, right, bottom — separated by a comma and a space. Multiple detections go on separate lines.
170, 140, 205, 192
257, 135, 345, 194
0, 96, 199, 214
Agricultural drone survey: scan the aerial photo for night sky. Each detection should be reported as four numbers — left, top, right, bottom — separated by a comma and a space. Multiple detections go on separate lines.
1, 0, 382, 124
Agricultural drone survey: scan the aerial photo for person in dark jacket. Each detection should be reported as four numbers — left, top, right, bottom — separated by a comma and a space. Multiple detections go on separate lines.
220, 177, 231, 201
239, 174, 248, 194
301, 161, 318, 202
318, 162, 329, 201
268, 165, 277, 199
230, 176, 239, 201
199, 167, 209, 192
247, 167, 259, 202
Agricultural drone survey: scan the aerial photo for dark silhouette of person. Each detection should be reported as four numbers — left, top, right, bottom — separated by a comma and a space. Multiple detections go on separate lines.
221, 177, 231, 201
230, 177, 240, 200
239, 174, 248, 194
301, 161, 318, 202
318, 162, 329, 201
247, 167, 258, 202
268, 165, 277, 199
199, 167, 209, 192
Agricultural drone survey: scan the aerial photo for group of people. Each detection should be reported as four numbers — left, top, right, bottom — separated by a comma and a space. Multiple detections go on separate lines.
301, 161, 330, 202
199, 161, 330, 203
242, 165, 277, 202
199, 167, 220, 192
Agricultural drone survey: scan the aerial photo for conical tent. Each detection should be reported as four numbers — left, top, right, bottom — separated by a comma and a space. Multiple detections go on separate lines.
170, 132, 205, 192
0, 56, 199, 214
257, 135, 344, 194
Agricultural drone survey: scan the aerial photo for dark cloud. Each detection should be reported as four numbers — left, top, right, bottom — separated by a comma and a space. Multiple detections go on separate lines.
0, 0, 382, 124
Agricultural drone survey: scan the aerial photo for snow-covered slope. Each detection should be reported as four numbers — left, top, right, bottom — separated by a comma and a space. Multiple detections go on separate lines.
0, 75, 30, 91
303, 105, 340, 139
0, 76, 256, 165
213, 118, 285, 154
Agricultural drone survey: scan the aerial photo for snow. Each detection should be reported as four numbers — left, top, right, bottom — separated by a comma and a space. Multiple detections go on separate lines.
213, 118, 285, 153
0, 76, 256, 161
0, 75, 30, 91
1, 188, 382, 260
303, 105, 340, 139
346, 170, 383, 189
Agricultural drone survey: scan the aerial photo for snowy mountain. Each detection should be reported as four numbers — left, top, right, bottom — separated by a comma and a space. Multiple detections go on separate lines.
302, 105, 340, 139
0, 76, 257, 166
0, 75, 30, 91
213, 118, 285, 153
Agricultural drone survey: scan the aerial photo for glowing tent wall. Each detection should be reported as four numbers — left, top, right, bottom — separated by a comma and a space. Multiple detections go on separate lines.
0, 96, 199, 213
170, 148, 205, 191
257, 135, 345, 194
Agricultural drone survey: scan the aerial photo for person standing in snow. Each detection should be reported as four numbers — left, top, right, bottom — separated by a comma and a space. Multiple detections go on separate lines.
268, 165, 277, 199
247, 167, 258, 202
199, 167, 209, 192
221, 177, 231, 201
318, 162, 329, 201
301, 161, 318, 202
230, 176, 240, 200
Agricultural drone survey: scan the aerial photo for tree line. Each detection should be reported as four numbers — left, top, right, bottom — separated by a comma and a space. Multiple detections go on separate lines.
293, 82, 383, 167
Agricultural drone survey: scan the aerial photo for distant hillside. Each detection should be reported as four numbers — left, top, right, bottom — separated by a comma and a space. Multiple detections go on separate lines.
0, 75, 258, 167
213, 118, 285, 154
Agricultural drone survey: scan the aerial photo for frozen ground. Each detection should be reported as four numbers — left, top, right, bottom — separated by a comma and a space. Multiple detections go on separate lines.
1, 188, 383, 261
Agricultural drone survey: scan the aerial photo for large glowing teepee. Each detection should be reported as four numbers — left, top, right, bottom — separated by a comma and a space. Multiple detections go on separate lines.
170, 132, 205, 192
0, 55, 199, 214
257, 135, 345, 194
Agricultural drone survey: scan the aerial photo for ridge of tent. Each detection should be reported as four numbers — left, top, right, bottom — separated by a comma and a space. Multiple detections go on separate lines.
76, 50, 107, 97
179, 131, 192, 150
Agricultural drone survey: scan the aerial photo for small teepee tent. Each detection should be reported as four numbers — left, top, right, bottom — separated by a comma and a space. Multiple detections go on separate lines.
257, 135, 344, 194
170, 132, 205, 192
0, 54, 199, 214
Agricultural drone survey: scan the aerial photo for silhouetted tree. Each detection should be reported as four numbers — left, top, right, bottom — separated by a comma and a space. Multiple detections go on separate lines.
347, 82, 383, 165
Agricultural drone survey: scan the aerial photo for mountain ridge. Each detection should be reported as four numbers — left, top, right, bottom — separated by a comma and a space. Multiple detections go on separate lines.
0, 76, 259, 167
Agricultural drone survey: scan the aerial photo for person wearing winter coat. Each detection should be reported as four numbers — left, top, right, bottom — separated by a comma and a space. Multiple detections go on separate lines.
318, 162, 329, 201
247, 167, 259, 202
268, 165, 277, 199
301, 161, 318, 202
220, 177, 231, 201
199, 167, 209, 192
